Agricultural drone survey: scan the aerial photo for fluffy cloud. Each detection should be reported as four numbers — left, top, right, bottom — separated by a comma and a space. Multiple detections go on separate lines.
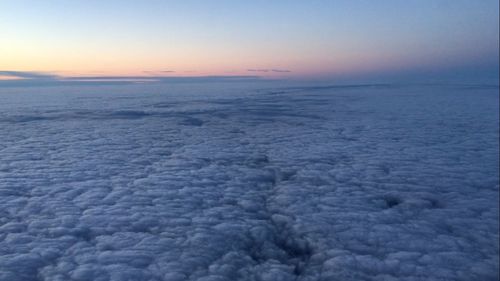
0, 82, 498, 280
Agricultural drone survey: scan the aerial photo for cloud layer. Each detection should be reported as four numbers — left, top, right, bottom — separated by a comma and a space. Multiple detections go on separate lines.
0, 82, 498, 280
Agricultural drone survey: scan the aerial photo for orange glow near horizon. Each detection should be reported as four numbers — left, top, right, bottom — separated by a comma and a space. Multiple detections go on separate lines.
0, 75, 23, 80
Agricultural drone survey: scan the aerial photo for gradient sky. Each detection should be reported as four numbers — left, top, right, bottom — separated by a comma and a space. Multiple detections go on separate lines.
1, 0, 498, 81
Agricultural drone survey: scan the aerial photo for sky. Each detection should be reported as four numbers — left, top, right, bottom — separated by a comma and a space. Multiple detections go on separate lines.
0, 0, 498, 82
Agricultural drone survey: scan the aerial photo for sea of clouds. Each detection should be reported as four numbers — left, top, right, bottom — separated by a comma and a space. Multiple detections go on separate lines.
0, 82, 498, 280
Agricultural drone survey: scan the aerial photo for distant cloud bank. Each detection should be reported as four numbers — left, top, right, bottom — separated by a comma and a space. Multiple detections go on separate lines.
0, 70, 58, 80
0, 70, 263, 87
247, 69, 291, 73
143, 70, 176, 75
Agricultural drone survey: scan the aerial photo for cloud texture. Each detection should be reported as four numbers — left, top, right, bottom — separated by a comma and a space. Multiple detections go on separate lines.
0, 82, 498, 280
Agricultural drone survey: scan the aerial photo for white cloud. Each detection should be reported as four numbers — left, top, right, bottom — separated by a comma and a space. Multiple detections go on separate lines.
0, 82, 498, 280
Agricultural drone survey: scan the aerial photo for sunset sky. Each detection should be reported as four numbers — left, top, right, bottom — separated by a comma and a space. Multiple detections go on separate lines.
1, 0, 498, 81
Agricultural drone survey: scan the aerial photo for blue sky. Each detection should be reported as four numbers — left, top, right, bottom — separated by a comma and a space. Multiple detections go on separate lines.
0, 0, 498, 82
